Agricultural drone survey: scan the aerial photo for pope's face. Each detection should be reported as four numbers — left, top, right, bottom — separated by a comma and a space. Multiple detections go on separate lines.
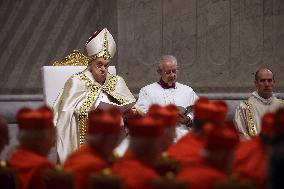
158, 60, 177, 86
89, 58, 110, 84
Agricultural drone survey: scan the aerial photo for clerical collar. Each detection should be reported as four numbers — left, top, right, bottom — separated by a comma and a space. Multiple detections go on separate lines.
158, 78, 176, 89
252, 91, 275, 105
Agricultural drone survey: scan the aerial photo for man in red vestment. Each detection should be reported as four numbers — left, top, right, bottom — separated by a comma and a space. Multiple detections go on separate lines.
147, 104, 179, 151
8, 106, 56, 189
112, 115, 164, 189
63, 108, 123, 189
166, 98, 228, 167
234, 112, 277, 189
177, 123, 240, 189
147, 104, 181, 176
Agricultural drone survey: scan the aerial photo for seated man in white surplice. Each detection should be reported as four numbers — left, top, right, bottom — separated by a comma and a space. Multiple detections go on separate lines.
137, 55, 199, 142
53, 28, 136, 163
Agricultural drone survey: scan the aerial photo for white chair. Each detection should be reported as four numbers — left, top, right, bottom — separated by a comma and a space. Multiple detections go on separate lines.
42, 50, 116, 107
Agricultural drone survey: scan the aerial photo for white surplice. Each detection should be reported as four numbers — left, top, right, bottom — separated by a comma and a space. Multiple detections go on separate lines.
137, 82, 199, 141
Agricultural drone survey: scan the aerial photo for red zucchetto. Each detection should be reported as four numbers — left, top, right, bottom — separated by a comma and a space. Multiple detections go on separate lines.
17, 105, 53, 130
194, 97, 214, 121
212, 100, 228, 123
148, 104, 178, 127
194, 97, 228, 124
260, 113, 276, 138
87, 108, 122, 134
203, 123, 239, 150
128, 115, 164, 137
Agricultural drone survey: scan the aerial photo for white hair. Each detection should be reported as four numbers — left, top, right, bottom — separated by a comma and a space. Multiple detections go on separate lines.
158, 55, 177, 69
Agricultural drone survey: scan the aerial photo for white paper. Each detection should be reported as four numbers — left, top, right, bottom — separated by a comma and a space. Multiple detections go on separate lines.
96, 101, 136, 112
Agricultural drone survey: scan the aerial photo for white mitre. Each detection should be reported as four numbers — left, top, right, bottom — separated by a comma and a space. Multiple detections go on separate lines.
86, 28, 116, 60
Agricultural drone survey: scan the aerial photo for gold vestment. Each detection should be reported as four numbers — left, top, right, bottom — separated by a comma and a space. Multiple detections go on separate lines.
53, 69, 136, 163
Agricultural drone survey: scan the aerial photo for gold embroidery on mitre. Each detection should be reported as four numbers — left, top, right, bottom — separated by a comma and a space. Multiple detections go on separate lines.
52, 50, 91, 66
77, 73, 128, 145
244, 100, 257, 136
90, 31, 112, 60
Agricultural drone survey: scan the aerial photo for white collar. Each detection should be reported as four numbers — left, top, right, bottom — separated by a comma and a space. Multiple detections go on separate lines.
252, 91, 275, 105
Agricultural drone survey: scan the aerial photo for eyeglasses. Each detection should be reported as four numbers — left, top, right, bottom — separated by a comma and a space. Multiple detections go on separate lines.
163, 69, 178, 75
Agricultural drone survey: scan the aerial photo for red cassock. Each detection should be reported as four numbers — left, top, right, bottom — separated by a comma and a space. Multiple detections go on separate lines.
233, 137, 268, 189
63, 144, 109, 189
112, 151, 160, 189
8, 147, 54, 189
166, 132, 204, 166
177, 163, 227, 189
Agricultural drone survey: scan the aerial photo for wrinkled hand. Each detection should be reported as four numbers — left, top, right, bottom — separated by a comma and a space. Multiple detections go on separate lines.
178, 113, 192, 127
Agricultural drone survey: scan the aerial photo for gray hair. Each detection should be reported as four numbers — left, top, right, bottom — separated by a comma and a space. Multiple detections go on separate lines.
158, 55, 178, 69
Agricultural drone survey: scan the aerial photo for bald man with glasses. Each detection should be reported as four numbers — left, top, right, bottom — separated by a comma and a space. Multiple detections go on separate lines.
137, 55, 198, 142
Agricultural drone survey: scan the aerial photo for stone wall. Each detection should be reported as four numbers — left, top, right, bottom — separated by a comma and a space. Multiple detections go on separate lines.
0, 0, 283, 95
0, 0, 118, 94
117, 0, 284, 94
